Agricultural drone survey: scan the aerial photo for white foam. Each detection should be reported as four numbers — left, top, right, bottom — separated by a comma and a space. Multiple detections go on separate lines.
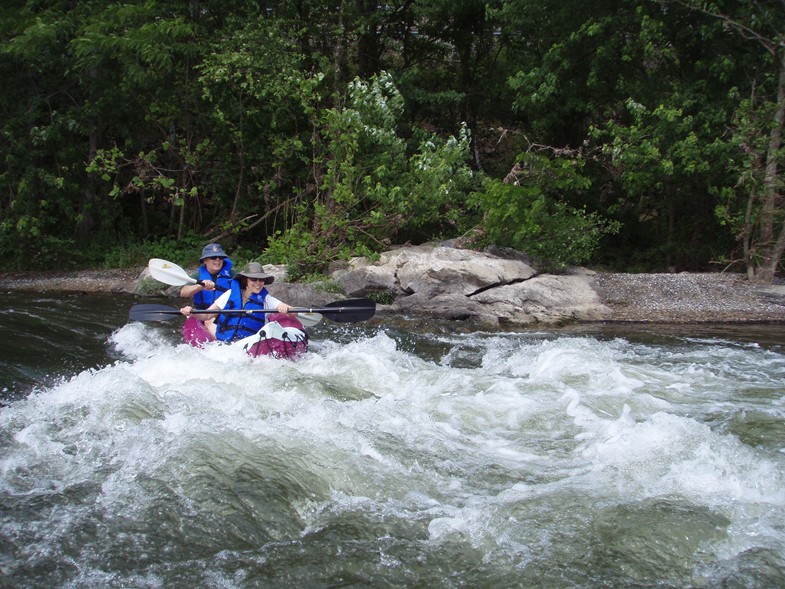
2, 326, 784, 584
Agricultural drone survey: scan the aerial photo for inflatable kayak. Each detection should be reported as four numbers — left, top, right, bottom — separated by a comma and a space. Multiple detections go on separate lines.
129, 296, 375, 361
182, 313, 309, 359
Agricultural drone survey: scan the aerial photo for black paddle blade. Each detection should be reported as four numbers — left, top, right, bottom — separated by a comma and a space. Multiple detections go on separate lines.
320, 298, 376, 323
129, 304, 182, 322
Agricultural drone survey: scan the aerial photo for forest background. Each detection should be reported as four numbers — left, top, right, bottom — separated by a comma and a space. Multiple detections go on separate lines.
1, 0, 783, 283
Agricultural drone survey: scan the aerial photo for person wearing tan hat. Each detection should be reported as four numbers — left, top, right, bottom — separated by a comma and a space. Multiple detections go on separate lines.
180, 261, 291, 341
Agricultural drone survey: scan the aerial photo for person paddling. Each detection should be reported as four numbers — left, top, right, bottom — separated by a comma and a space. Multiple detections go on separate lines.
180, 261, 291, 342
180, 243, 233, 309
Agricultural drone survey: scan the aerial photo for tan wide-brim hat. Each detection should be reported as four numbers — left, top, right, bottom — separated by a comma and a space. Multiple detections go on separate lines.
235, 261, 274, 284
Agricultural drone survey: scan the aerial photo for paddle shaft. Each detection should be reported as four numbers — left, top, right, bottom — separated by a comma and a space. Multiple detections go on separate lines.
129, 299, 375, 323
189, 306, 363, 316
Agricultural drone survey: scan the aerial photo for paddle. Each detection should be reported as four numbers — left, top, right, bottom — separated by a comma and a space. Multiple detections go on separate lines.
130, 304, 323, 328
129, 298, 376, 324
148, 258, 200, 287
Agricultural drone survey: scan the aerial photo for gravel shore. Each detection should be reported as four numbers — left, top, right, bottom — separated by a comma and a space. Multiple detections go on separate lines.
3, 268, 785, 324
592, 272, 785, 323
0, 268, 143, 295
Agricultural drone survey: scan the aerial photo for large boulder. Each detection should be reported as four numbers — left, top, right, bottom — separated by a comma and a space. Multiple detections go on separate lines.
471, 273, 612, 326
333, 244, 535, 296
332, 244, 611, 326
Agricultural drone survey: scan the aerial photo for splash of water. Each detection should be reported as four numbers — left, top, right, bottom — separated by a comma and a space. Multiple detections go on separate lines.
1, 322, 784, 587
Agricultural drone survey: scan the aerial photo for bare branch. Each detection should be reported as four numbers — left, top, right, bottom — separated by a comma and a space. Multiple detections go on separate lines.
671, 0, 782, 55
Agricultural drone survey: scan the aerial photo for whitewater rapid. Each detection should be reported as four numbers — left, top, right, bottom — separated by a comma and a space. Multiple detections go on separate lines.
1, 320, 784, 587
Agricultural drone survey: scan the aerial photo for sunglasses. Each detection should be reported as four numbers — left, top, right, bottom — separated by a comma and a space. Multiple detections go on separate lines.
247, 277, 266, 283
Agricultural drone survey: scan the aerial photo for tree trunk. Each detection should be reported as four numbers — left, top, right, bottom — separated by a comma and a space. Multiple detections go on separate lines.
140, 190, 149, 237
356, 0, 380, 77
77, 64, 100, 242
333, 0, 348, 96
753, 50, 785, 283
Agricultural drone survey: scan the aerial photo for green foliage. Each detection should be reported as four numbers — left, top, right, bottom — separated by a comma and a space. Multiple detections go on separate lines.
190, 16, 337, 245
714, 90, 785, 277
588, 89, 739, 269
366, 291, 396, 305
0, 1, 779, 276
714, 98, 770, 241
263, 224, 330, 280
297, 275, 345, 295
473, 153, 620, 270
592, 99, 714, 197
0, 235, 80, 272
0, 217, 182, 272
98, 234, 205, 269
404, 124, 478, 236
266, 72, 478, 276
86, 141, 209, 212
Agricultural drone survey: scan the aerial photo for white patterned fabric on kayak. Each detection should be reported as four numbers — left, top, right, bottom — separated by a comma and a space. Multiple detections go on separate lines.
182, 313, 309, 360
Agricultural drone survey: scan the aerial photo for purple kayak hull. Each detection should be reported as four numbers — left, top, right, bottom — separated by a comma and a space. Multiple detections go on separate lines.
182, 314, 309, 359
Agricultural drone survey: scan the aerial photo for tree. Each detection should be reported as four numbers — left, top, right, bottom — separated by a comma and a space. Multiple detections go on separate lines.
196, 15, 316, 240
591, 98, 735, 270
0, 1, 215, 265
2, 0, 779, 277
472, 144, 620, 270
674, 0, 785, 282
503, 0, 749, 270
265, 72, 478, 275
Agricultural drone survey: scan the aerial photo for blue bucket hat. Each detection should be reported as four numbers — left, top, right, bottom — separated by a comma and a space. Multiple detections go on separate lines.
199, 243, 228, 261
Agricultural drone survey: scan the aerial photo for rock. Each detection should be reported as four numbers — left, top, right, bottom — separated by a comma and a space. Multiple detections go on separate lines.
395, 245, 536, 298
263, 263, 289, 283
334, 244, 536, 295
270, 282, 336, 308
332, 243, 609, 326
393, 292, 490, 322
472, 274, 611, 326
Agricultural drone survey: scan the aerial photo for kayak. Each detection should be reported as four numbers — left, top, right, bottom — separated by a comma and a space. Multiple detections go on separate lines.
129, 286, 375, 361
182, 313, 309, 359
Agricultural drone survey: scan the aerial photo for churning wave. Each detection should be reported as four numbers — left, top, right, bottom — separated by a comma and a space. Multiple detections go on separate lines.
1, 322, 784, 587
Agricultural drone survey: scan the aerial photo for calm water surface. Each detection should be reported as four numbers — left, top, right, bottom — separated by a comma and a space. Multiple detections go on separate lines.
1, 291, 784, 588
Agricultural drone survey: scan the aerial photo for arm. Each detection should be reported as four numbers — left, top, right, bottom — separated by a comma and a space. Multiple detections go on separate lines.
181, 290, 230, 319
179, 277, 214, 298
265, 294, 291, 313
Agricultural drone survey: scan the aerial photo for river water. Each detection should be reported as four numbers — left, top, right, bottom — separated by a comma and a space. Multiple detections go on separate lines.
1, 290, 784, 588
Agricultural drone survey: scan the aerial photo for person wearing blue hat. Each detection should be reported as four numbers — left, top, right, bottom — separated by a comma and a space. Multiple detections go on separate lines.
180, 243, 234, 309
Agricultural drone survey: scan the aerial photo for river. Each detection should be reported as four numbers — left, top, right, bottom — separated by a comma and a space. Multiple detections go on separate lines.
1, 290, 784, 588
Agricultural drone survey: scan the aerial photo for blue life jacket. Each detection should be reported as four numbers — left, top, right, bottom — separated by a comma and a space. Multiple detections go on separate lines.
215, 281, 270, 342
193, 258, 233, 309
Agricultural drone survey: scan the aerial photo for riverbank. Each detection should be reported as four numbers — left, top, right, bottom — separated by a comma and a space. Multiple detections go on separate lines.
592, 272, 785, 323
3, 267, 785, 324
0, 268, 142, 294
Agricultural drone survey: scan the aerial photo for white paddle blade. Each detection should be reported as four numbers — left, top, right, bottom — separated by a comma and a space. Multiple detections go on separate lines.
297, 313, 322, 327
148, 258, 197, 286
